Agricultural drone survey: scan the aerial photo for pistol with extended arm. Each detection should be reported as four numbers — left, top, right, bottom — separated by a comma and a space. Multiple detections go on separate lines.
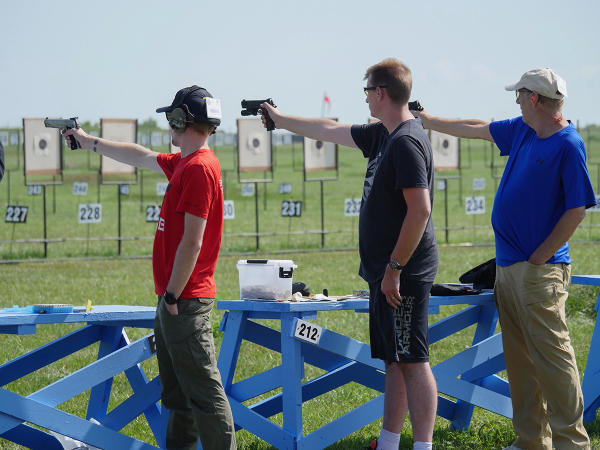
241, 99, 277, 131
44, 117, 81, 149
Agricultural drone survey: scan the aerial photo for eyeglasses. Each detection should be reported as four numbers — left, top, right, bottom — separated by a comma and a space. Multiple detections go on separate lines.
515, 89, 532, 99
364, 86, 388, 96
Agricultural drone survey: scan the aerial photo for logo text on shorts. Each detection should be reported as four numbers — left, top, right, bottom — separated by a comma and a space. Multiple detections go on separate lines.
394, 295, 414, 355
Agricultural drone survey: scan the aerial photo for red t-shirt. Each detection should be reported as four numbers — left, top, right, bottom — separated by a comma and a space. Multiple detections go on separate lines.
153, 149, 223, 298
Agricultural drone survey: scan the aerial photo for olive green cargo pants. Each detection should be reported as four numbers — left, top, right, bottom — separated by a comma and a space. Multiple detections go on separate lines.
154, 296, 236, 450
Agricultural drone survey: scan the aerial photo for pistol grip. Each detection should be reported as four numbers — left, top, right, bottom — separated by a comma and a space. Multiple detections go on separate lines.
264, 111, 275, 131
66, 127, 81, 150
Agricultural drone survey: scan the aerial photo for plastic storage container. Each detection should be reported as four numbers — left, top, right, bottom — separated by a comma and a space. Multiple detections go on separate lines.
237, 260, 297, 301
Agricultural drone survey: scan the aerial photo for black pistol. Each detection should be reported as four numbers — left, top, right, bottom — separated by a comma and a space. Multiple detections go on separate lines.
408, 100, 424, 111
241, 99, 277, 131
44, 117, 82, 149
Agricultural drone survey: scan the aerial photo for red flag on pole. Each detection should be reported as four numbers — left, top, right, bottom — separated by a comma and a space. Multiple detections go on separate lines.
322, 93, 331, 117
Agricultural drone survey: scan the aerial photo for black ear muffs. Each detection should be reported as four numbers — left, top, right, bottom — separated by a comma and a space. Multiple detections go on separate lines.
168, 108, 188, 134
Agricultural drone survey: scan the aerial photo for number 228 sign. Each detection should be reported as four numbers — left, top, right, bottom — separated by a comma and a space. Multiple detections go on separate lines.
78, 204, 102, 224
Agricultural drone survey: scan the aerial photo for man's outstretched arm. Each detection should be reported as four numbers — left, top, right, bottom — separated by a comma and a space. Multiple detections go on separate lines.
63, 127, 162, 172
411, 109, 494, 142
260, 102, 358, 149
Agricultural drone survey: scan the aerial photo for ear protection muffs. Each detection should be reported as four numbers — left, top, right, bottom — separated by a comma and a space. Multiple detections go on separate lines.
167, 86, 203, 134
168, 107, 188, 134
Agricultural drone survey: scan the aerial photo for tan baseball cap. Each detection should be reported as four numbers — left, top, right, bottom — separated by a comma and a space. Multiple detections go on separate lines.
505, 68, 568, 99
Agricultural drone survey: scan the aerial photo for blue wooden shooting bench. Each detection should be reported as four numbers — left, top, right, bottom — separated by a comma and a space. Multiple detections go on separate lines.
217, 292, 510, 450
569, 275, 600, 423
0, 305, 164, 450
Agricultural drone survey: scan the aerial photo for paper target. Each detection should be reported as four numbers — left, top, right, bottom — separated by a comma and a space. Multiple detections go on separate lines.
303, 137, 337, 172
237, 118, 271, 172
23, 118, 62, 176
100, 119, 137, 175
429, 130, 460, 170
0, 132, 8, 146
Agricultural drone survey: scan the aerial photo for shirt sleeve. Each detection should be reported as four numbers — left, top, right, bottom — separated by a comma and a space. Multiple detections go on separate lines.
489, 117, 522, 156
561, 139, 597, 210
392, 136, 429, 190
176, 163, 214, 219
156, 152, 177, 180
351, 122, 384, 159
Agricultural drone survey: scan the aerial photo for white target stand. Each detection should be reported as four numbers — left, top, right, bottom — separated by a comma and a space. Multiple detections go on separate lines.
429, 130, 463, 206
99, 119, 139, 256
237, 118, 274, 251
22, 118, 65, 258
301, 121, 339, 248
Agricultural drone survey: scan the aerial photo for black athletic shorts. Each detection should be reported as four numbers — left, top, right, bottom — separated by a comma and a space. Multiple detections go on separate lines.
368, 277, 432, 363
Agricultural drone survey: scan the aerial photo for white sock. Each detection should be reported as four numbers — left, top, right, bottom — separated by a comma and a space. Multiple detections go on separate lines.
376, 428, 401, 450
413, 442, 432, 450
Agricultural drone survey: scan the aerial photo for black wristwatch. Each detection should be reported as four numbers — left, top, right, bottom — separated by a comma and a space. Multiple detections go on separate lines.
163, 290, 180, 305
387, 259, 404, 271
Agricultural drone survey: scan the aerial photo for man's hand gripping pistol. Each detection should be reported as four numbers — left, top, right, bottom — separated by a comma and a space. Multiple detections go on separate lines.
44, 117, 82, 149
241, 99, 277, 131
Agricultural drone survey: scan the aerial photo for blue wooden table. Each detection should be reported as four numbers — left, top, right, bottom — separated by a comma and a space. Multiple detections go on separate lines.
0, 305, 165, 450
217, 293, 510, 450
569, 275, 600, 423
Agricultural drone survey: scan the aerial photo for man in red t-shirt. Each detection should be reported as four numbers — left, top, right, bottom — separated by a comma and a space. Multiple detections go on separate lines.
63, 86, 236, 450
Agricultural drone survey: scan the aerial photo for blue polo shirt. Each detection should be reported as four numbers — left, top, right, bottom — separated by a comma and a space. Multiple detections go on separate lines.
489, 117, 596, 267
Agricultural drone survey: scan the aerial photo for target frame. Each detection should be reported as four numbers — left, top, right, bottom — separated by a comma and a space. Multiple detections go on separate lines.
429, 130, 461, 171
99, 118, 139, 185
237, 118, 273, 183
22, 118, 63, 186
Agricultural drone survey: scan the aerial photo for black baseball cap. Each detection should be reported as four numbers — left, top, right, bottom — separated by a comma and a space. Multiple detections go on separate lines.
156, 85, 221, 126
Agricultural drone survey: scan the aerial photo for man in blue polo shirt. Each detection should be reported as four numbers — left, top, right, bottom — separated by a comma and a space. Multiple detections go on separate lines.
412, 68, 595, 450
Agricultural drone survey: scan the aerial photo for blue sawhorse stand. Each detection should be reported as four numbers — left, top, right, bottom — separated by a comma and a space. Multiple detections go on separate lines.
569, 275, 600, 423
0, 305, 166, 449
217, 293, 510, 449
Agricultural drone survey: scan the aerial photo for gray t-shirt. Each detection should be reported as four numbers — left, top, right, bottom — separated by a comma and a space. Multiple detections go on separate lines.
0, 141, 4, 183
351, 118, 438, 283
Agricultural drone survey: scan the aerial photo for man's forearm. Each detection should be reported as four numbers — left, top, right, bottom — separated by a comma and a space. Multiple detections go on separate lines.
166, 238, 202, 297
276, 115, 357, 148
389, 209, 431, 266
78, 134, 156, 168
418, 113, 493, 141
529, 207, 587, 265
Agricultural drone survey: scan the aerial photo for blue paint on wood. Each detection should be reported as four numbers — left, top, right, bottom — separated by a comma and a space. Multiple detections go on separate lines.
0, 424, 63, 450
0, 324, 102, 386
0, 389, 159, 449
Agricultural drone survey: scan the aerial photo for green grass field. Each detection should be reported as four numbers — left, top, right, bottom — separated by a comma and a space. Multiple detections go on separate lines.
1, 124, 600, 260
1, 244, 599, 449
1, 125, 600, 449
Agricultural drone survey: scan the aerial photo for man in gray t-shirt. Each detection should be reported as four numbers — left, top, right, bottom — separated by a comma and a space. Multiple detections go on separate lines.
260, 58, 438, 450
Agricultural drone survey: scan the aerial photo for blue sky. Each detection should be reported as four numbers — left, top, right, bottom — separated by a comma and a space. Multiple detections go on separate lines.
1, 0, 599, 133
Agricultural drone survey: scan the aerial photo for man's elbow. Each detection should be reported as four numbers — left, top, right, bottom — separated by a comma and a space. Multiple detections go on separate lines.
181, 237, 203, 254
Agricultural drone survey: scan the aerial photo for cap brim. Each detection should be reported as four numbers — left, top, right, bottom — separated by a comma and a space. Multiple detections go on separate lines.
156, 106, 173, 113
504, 81, 521, 92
